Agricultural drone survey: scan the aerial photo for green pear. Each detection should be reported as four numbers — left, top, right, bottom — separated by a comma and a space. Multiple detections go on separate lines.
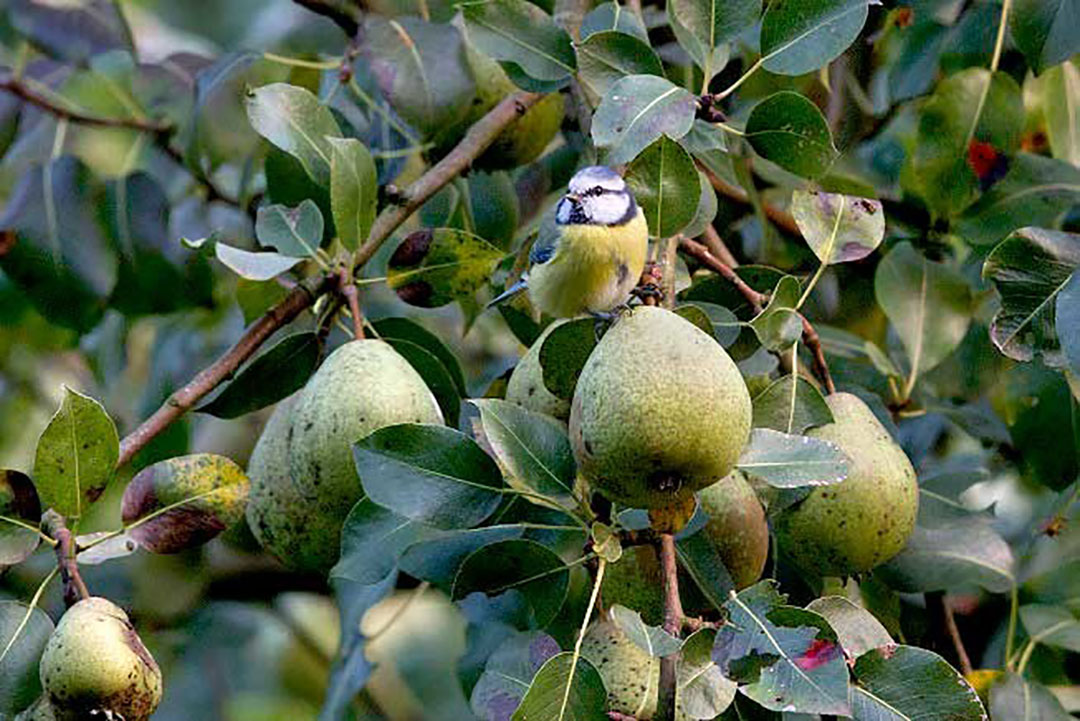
506, 320, 571, 421
39, 597, 162, 721
246, 340, 443, 573
774, 393, 918, 576
569, 307, 752, 509
698, 471, 769, 589
601, 545, 665, 625
581, 620, 659, 718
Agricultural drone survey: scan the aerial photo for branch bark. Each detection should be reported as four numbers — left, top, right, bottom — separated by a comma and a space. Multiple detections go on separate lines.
43, 511, 90, 608
698, 163, 801, 237
0, 75, 172, 134
656, 533, 684, 721
928, 591, 974, 676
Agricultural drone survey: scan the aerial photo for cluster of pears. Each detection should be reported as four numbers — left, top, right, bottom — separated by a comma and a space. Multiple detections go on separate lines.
245, 340, 443, 573
32, 598, 162, 721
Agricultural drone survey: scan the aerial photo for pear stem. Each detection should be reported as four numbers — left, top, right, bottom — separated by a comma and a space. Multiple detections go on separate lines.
43, 511, 90, 608
656, 533, 684, 721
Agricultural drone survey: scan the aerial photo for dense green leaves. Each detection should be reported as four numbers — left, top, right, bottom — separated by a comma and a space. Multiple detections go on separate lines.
760, 0, 870, 76
0, 601, 54, 717
737, 428, 850, 488
624, 135, 699, 238
197, 333, 320, 419
745, 92, 838, 179
0, 470, 41, 566
246, 83, 341, 186
459, 0, 576, 83
33, 387, 118, 518
852, 645, 987, 720
592, 75, 697, 165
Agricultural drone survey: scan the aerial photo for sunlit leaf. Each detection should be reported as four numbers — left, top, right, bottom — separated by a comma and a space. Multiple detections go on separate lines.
760, 0, 870, 76
592, 75, 697, 165
246, 82, 341, 186
806, 596, 893, 660
387, 228, 504, 308
460, 0, 576, 84
792, 190, 884, 265
737, 428, 850, 488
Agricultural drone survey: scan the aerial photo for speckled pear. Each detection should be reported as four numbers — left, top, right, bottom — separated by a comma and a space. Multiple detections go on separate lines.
580, 620, 659, 719
38, 597, 162, 721
569, 307, 752, 509
774, 392, 918, 576
699, 471, 769, 589
246, 340, 442, 573
506, 320, 571, 421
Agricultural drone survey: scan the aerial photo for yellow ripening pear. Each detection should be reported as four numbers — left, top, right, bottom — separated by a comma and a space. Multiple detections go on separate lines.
580, 620, 659, 719
38, 598, 162, 721
774, 392, 919, 576
506, 320, 571, 421
569, 307, 752, 509
246, 341, 442, 573
698, 471, 769, 589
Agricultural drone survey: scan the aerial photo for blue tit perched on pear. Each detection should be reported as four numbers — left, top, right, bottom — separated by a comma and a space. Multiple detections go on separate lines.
490, 166, 649, 318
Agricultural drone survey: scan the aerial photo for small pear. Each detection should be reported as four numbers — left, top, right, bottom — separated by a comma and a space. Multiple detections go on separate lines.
39, 598, 162, 721
580, 620, 659, 719
506, 321, 571, 421
774, 393, 918, 576
570, 307, 752, 509
246, 341, 443, 573
601, 545, 665, 626
698, 471, 769, 589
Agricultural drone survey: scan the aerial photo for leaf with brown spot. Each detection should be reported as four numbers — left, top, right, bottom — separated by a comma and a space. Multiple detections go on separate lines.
387, 228, 504, 308
121, 453, 250, 554
0, 470, 41, 565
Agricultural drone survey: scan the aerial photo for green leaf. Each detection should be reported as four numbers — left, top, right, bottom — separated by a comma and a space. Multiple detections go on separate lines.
0, 470, 41, 566
675, 531, 736, 612
989, 673, 1072, 721
1029, 61, 1080, 166
539, 318, 598, 400
953, 153, 1080, 246
0, 601, 54, 717
453, 539, 570, 627
1058, 271, 1080, 376
121, 453, 250, 554
624, 135, 699, 238
354, 424, 505, 529
236, 278, 289, 325
197, 333, 320, 419
805, 596, 893, 660
387, 228, 505, 308
469, 399, 577, 506
592, 75, 697, 165
982, 227, 1080, 366
580, 2, 650, 42
749, 275, 803, 351
751, 374, 833, 434
359, 16, 477, 138
736, 428, 850, 488
334, 499, 436, 586
576, 31, 665, 101
875, 242, 972, 381
9, 0, 131, 62
471, 632, 561, 720
715, 580, 851, 716
677, 628, 736, 719
877, 490, 1015, 593
676, 302, 741, 347
459, 0, 577, 83
1019, 604, 1080, 653
246, 82, 341, 187
792, 190, 884, 264
399, 526, 525, 586
33, 387, 118, 518
609, 604, 682, 657
255, 201, 322, 258
667, 0, 758, 79
371, 317, 468, 395
679, 170, 720, 240
760, 0, 870, 76
1010, 0, 1080, 75
907, 69, 1023, 218
511, 652, 607, 721
745, 91, 838, 179
385, 337, 463, 427
214, 243, 304, 281
852, 645, 986, 720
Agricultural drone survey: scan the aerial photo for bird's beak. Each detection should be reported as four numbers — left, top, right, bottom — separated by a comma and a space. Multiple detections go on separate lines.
564, 193, 581, 204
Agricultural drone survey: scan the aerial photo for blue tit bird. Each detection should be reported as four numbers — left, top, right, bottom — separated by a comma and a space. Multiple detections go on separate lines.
490, 166, 650, 318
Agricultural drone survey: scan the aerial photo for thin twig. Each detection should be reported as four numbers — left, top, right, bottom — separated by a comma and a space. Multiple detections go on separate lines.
698, 163, 801, 237
678, 237, 765, 313
929, 591, 973, 676
700, 224, 739, 268
291, 0, 363, 35
351, 91, 542, 270
656, 534, 683, 721
798, 312, 836, 395
0, 75, 172, 134
338, 266, 365, 340
42, 511, 90, 608
117, 273, 336, 468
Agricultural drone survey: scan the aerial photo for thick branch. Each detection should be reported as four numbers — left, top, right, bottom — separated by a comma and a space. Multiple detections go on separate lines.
117, 273, 336, 468
43, 511, 90, 608
656, 534, 683, 721
352, 91, 542, 270
0, 75, 171, 134
291, 0, 363, 35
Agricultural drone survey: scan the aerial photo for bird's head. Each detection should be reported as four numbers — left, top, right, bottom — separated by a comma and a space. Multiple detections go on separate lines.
555, 166, 638, 227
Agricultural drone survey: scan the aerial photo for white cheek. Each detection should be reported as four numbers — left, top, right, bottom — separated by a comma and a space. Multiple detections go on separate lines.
585, 195, 630, 224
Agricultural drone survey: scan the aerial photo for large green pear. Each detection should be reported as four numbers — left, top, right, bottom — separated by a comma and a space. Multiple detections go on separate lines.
569, 307, 752, 509
39, 597, 162, 721
774, 392, 918, 576
506, 320, 571, 421
699, 471, 769, 589
580, 620, 659, 719
246, 340, 442, 572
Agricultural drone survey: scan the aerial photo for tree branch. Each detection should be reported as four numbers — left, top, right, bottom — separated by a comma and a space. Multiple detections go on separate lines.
656, 533, 684, 721
291, 0, 364, 35
116, 273, 336, 468
928, 591, 973, 676
698, 163, 801, 237
0, 75, 172, 134
42, 511, 90, 608
798, 312, 836, 395
351, 91, 542, 270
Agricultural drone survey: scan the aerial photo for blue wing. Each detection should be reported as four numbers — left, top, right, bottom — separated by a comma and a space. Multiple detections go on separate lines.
529, 211, 561, 266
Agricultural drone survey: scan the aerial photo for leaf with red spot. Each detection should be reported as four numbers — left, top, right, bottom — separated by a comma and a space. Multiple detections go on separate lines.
966, 139, 1010, 190
387, 228, 504, 309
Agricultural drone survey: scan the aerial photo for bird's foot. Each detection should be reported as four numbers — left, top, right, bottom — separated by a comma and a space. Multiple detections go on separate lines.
630, 282, 664, 306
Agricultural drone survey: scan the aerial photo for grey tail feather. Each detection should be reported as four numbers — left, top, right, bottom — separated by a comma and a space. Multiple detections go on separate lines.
487, 279, 528, 309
